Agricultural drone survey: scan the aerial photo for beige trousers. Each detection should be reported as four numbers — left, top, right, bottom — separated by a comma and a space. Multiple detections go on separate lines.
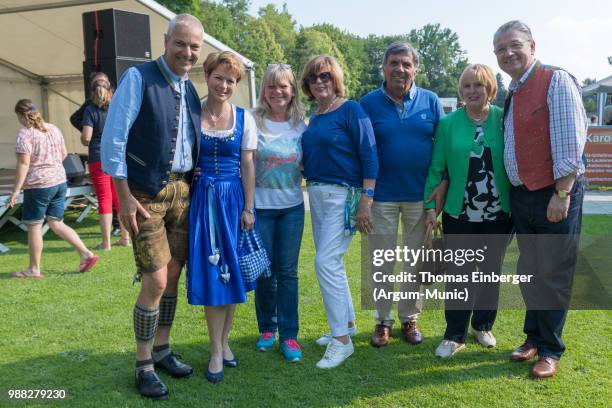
369, 201, 427, 326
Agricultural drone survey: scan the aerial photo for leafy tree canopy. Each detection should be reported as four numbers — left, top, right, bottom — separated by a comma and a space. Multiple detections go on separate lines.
156, 1, 471, 100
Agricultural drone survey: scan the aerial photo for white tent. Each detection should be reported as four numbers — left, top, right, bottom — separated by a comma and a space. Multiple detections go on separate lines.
0, 0, 256, 169
582, 75, 612, 96
582, 75, 612, 126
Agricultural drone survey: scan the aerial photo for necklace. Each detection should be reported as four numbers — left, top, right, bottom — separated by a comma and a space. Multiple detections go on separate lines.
317, 96, 339, 115
467, 106, 489, 124
206, 103, 227, 126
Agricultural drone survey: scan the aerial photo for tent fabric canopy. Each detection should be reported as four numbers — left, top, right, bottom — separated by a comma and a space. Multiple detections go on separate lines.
0, 0, 256, 169
0, 0, 254, 78
582, 75, 612, 97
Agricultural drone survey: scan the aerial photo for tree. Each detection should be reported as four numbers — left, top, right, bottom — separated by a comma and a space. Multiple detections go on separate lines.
582, 78, 597, 115
408, 23, 468, 97
493, 73, 507, 107
239, 18, 285, 88
157, 0, 200, 15
258, 4, 297, 59
223, 0, 251, 37
309, 24, 365, 99
293, 28, 347, 75
292, 28, 348, 109
199, 1, 237, 49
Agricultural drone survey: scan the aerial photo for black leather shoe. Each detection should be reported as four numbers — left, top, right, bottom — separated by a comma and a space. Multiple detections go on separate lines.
223, 357, 239, 368
154, 353, 193, 378
136, 370, 168, 400
205, 369, 224, 384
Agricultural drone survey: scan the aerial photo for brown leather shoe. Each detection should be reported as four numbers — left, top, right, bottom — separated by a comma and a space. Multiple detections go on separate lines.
532, 357, 559, 378
401, 321, 422, 345
510, 342, 538, 362
370, 324, 391, 347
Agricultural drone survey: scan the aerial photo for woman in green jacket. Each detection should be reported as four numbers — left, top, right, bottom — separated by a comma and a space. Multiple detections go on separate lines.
423, 64, 513, 358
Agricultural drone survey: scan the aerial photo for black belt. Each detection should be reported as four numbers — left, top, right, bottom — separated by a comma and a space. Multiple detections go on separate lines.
514, 184, 554, 192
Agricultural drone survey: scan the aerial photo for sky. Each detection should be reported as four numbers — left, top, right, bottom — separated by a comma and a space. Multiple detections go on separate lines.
248, 0, 612, 87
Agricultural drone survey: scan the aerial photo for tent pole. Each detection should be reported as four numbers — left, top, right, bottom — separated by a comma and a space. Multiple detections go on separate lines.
248, 66, 256, 109
40, 82, 49, 122
597, 93, 605, 126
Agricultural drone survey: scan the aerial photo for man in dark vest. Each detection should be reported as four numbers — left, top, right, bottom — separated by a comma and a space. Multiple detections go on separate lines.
101, 14, 204, 399
493, 20, 587, 379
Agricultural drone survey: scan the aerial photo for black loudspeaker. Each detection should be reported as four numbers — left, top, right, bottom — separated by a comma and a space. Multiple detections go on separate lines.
82, 58, 147, 96
63, 154, 87, 186
82, 9, 151, 60
82, 8, 152, 97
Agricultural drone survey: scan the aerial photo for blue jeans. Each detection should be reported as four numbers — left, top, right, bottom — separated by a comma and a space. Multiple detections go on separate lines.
22, 182, 67, 224
255, 203, 304, 342
510, 176, 585, 359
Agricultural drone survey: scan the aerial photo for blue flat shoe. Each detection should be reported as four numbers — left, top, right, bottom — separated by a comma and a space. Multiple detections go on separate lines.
205, 369, 224, 384
223, 358, 239, 368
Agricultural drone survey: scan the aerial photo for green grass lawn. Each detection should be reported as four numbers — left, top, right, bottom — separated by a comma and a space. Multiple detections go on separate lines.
0, 212, 610, 407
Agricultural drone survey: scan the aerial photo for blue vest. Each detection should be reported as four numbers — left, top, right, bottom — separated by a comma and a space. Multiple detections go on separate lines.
125, 60, 201, 196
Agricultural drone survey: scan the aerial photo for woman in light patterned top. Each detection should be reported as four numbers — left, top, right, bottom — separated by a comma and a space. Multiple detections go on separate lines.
252, 63, 306, 362
423, 65, 513, 358
8, 99, 98, 278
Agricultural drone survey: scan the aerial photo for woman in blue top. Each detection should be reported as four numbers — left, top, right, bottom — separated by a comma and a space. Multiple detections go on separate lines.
300, 55, 378, 369
187, 51, 258, 383
252, 64, 307, 362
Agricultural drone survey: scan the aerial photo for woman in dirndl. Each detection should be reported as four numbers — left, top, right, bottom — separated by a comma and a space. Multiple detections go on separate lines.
187, 51, 258, 383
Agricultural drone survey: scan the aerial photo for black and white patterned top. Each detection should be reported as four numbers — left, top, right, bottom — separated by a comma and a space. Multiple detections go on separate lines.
458, 125, 507, 222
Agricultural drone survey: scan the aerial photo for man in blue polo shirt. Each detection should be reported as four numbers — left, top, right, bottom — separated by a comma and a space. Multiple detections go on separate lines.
361, 42, 445, 348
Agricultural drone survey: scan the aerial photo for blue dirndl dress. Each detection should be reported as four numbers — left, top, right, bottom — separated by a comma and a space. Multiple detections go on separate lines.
187, 106, 256, 306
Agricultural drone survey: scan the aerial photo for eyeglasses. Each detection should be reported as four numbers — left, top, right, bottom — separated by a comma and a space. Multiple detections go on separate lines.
267, 63, 292, 70
494, 40, 530, 55
307, 72, 332, 84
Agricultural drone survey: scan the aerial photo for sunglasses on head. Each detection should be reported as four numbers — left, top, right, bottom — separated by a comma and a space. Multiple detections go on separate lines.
307, 72, 332, 84
268, 63, 292, 70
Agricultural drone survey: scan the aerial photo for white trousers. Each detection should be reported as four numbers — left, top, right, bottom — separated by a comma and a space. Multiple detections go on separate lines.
308, 184, 356, 337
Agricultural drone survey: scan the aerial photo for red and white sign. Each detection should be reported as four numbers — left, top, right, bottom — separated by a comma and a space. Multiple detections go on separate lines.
585, 127, 612, 186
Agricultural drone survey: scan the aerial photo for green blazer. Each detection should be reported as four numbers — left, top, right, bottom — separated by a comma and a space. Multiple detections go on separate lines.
423, 105, 511, 216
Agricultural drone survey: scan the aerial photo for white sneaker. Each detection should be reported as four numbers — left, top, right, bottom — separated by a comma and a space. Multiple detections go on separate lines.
471, 328, 497, 348
316, 338, 354, 369
315, 326, 356, 346
435, 340, 465, 358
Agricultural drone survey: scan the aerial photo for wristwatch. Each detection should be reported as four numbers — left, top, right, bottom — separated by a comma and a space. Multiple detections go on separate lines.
361, 188, 375, 197
244, 208, 255, 214
555, 189, 570, 199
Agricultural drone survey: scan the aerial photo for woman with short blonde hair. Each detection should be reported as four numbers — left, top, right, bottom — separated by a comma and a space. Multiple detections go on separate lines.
424, 63, 512, 358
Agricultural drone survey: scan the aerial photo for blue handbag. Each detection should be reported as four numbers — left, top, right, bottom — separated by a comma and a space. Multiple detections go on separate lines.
238, 229, 271, 284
